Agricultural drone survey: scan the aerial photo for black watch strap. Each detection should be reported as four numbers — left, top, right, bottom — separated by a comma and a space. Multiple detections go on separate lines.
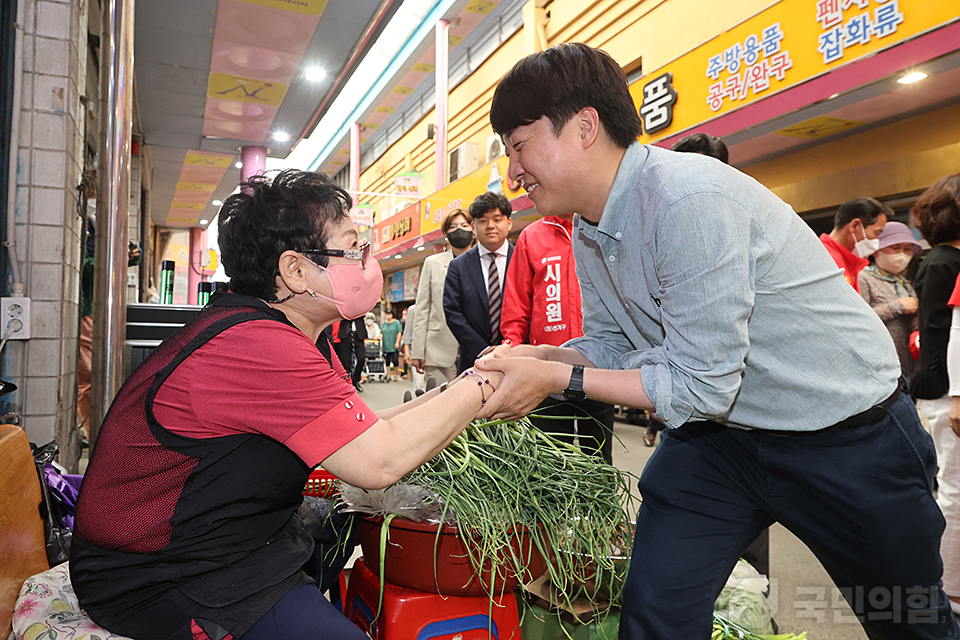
563, 364, 587, 402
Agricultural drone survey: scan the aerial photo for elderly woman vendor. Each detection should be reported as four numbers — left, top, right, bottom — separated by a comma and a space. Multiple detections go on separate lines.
69, 170, 502, 640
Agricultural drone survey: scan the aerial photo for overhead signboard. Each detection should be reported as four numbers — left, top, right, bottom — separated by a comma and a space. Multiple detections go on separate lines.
371, 202, 421, 255
420, 155, 526, 236
208, 73, 288, 106
632, 0, 957, 143
395, 172, 422, 199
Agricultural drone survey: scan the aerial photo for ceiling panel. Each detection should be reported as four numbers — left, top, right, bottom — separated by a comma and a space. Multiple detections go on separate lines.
135, 0, 402, 228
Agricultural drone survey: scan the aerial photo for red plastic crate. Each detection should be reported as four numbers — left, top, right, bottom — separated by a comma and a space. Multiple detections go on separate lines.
303, 468, 339, 498
345, 557, 521, 640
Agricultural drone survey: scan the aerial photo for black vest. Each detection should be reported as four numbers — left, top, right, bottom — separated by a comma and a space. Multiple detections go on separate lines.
72, 293, 317, 640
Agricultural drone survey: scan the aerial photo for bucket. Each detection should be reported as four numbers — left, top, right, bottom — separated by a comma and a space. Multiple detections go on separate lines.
356, 515, 547, 597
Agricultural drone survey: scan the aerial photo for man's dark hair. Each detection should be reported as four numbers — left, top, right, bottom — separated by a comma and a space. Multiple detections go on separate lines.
218, 169, 351, 299
490, 43, 642, 149
913, 174, 960, 246
671, 133, 729, 165
468, 191, 512, 220
833, 197, 891, 231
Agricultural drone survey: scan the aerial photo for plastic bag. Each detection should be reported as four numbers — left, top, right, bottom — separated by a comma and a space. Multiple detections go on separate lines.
31, 441, 79, 566
338, 482, 455, 524
713, 559, 774, 635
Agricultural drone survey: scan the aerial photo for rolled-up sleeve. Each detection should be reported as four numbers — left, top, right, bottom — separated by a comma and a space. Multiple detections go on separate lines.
648, 192, 755, 426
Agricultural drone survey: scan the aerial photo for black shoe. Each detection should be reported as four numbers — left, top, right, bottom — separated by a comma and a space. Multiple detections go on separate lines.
354, 383, 363, 393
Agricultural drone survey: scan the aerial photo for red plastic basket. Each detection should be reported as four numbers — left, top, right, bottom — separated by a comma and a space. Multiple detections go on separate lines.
303, 468, 339, 498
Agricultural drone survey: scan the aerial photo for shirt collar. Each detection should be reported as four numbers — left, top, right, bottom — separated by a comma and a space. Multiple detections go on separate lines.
596, 142, 649, 242
478, 241, 508, 258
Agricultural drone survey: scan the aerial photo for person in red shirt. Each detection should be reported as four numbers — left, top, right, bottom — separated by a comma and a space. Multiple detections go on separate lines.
500, 213, 614, 462
70, 170, 503, 640
819, 197, 890, 291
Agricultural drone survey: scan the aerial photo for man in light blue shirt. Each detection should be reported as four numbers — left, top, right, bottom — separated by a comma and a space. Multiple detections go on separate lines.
478, 43, 957, 639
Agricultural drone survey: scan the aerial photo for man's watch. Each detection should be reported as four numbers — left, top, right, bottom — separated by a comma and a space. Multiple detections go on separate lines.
562, 364, 587, 402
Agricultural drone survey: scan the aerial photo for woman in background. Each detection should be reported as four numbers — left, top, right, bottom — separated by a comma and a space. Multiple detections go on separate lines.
912, 174, 960, 614
858, 221, 921, 387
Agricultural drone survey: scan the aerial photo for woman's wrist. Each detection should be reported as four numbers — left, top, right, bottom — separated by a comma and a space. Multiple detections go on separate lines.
461, 370, 497, 407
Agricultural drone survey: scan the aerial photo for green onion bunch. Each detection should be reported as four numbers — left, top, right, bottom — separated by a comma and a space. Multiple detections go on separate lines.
712, 613, 807, 639
402, 417, 638, 614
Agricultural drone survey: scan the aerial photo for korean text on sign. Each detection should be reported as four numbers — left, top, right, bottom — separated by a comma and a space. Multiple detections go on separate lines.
816, 0, 905, 65
705, 23, 794, 112
544, 263, 563, 323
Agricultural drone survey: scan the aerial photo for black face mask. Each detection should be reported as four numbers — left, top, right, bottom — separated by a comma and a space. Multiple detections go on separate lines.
446, 228, 474, 249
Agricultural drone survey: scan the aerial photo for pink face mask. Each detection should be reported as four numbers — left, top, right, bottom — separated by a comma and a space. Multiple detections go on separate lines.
310, 257, 383, 320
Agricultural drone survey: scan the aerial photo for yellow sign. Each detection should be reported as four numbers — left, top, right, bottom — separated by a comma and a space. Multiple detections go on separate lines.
466, 1, 496, 14
634, 0, 958, 142
208, 73, 288, 106
774, 115, 865, 139
421, 155, 525, 235
185, 151, 234, 168
170, 203, 205, 211
175, 181, 218, 193
236, 0, 328, 16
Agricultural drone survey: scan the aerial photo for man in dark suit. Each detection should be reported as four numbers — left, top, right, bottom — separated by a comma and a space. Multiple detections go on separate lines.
443, 191, 514, 373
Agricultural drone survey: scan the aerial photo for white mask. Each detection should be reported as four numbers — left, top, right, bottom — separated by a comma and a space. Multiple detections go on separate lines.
875, 252, 911, 275
852, 223, 880, 258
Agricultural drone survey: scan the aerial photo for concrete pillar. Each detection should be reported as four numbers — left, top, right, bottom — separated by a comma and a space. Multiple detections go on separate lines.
91, 0, 135, 444
187, 227, 204, 305
240, 146, 267, 183
434, 19, 449, 190
350, 122, 360, 208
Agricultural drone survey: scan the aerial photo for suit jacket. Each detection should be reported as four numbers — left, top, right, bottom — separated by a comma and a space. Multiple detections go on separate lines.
443, 243, 514, 373
334, 318, 367, 344
410, 251, 459, 368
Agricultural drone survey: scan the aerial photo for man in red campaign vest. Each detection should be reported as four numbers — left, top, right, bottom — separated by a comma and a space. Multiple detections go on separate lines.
500, 212, 615, 462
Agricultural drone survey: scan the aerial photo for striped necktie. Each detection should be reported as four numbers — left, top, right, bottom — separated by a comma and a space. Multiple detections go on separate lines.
486, 252, 501, 343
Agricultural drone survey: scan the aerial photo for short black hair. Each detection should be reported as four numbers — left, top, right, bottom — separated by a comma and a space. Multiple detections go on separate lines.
468, 191, 512, 220
218, 169, 351, 299
490, 43, 642, 149
913, 174, 960, 246
671, 133, 729, 165
834, 197, 891, 231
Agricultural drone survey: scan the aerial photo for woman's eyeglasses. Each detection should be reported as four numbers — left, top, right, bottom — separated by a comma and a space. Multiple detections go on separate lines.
300, 241, 371, 268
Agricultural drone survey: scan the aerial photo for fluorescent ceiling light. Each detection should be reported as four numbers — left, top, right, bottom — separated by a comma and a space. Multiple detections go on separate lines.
416, 245, 425, 251
199, 219, 209, 225
897, 72, 927, 84
274, 0, 446, 172
235, 161, 243, 169
305, 66, 325, 82
273, 131, 291, 142
212, 199, 223, 206
394, 254, 402, 259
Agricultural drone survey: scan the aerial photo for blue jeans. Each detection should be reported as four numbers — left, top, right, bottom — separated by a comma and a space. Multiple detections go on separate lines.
621, 393, 960, 640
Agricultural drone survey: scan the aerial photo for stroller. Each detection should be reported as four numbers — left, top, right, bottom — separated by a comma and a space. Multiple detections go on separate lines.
363, 339, 387, 383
